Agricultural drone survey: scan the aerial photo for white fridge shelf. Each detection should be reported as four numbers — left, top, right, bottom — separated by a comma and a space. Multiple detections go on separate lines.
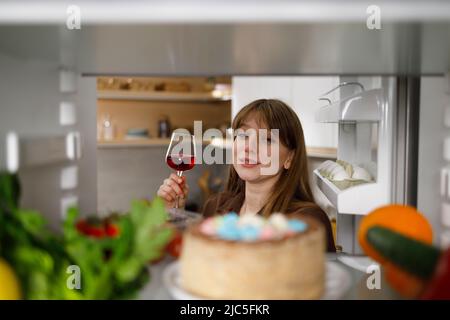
314, 169, 387, 215
316, 88, 383, 123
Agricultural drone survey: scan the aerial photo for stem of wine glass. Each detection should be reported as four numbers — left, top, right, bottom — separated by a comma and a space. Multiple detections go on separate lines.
175, 170, 183, 209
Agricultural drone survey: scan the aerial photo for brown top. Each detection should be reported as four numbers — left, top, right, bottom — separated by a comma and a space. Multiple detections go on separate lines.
201, 191, 336, 252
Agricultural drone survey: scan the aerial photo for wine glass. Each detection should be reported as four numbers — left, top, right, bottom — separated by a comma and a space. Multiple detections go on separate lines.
165, 131, 196, 209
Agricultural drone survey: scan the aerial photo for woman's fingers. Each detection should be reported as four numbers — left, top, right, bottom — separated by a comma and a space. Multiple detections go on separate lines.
161, 184, 179, 199
169, 173, 184, 185
183, 183, 189, 197
158, 189, 174, 202
157, 185, 175, 201
157, 175, 189, 209
164, 177, 184, 196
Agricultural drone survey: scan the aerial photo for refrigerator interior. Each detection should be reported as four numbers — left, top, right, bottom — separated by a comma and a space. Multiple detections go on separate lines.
0, 23, 448, 251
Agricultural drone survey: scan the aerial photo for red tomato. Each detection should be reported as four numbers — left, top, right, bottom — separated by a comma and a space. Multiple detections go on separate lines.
166, 233, 183, 258
75, 220, 89, 234
76, 219, 105, 238
105, 223, 120, 237
76, 218, 121, 239
88, 226, 105, 238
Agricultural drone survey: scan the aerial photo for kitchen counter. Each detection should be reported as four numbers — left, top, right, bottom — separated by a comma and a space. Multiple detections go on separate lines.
138, 253, 400, 300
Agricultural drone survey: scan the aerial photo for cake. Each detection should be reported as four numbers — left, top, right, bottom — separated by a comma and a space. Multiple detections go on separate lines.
179, 212, 326, 299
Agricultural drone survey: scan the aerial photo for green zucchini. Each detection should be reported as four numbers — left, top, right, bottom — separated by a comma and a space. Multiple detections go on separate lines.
366, 226, 441, 279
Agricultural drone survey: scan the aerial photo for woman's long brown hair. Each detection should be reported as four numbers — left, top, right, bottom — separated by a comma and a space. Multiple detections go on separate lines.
224, 99, 317, 217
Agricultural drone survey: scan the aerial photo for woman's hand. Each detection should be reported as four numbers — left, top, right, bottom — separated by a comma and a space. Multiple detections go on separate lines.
157, 173, 189, 209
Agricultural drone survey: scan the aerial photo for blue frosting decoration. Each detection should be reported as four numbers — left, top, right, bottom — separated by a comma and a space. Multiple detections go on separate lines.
239, 225, 260, 241
222, 212, 239, 225
287, 220, 308, 232
217, 224, 241, 240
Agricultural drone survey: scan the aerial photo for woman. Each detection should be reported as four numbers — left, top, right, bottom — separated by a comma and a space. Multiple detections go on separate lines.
157, 99, 335, 252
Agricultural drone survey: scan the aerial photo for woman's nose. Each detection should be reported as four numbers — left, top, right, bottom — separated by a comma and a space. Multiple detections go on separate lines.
245, 137, 258, 154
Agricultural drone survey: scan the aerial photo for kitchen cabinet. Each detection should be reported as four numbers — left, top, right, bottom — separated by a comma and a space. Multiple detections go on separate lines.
232, 76, 340, 150
97, 77, 232, 143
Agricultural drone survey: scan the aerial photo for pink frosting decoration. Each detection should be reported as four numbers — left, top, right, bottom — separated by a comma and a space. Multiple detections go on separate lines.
200, 218, 216, 236
260, 226, 276, 240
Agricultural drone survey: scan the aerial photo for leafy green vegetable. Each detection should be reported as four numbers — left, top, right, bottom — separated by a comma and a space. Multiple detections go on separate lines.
0, 173, 20, 210
0, 172, 173, 299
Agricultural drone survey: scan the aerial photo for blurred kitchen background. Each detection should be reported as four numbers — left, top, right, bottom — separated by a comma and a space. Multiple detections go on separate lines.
95, 75, 339, 219
96, 76, 232, 214
0, 0, 449, 255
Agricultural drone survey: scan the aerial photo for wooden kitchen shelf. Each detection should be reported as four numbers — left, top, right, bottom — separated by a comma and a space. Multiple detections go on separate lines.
97, 90, 232, 102
306, 147, 337, 159
97, 138, 215, 148
98, 138, 171, 148
98, 139, 336, 159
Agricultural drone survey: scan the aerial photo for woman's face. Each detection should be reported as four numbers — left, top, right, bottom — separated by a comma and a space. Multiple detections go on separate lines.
233, 117, 293, 183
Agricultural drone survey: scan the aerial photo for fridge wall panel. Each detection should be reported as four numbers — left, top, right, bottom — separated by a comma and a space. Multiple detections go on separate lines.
0, 51, 97, 229
75, 76, 98, 219
418, 76, 450, 246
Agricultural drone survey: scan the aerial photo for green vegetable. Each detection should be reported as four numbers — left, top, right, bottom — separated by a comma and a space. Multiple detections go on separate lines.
366, 226, 441, 279
0, 172, 173, 299
0, 172, 20, 210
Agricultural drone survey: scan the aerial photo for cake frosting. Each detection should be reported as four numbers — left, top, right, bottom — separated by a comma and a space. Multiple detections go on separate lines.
199, 212, 308, 241
180, 212, 326, 299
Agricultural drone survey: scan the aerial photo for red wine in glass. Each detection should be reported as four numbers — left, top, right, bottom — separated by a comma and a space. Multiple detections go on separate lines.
166, 154, 195, 172
165, 132, 196, 208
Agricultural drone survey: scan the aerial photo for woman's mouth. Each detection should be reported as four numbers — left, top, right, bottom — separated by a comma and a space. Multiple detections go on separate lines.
239, 158, 260, 168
